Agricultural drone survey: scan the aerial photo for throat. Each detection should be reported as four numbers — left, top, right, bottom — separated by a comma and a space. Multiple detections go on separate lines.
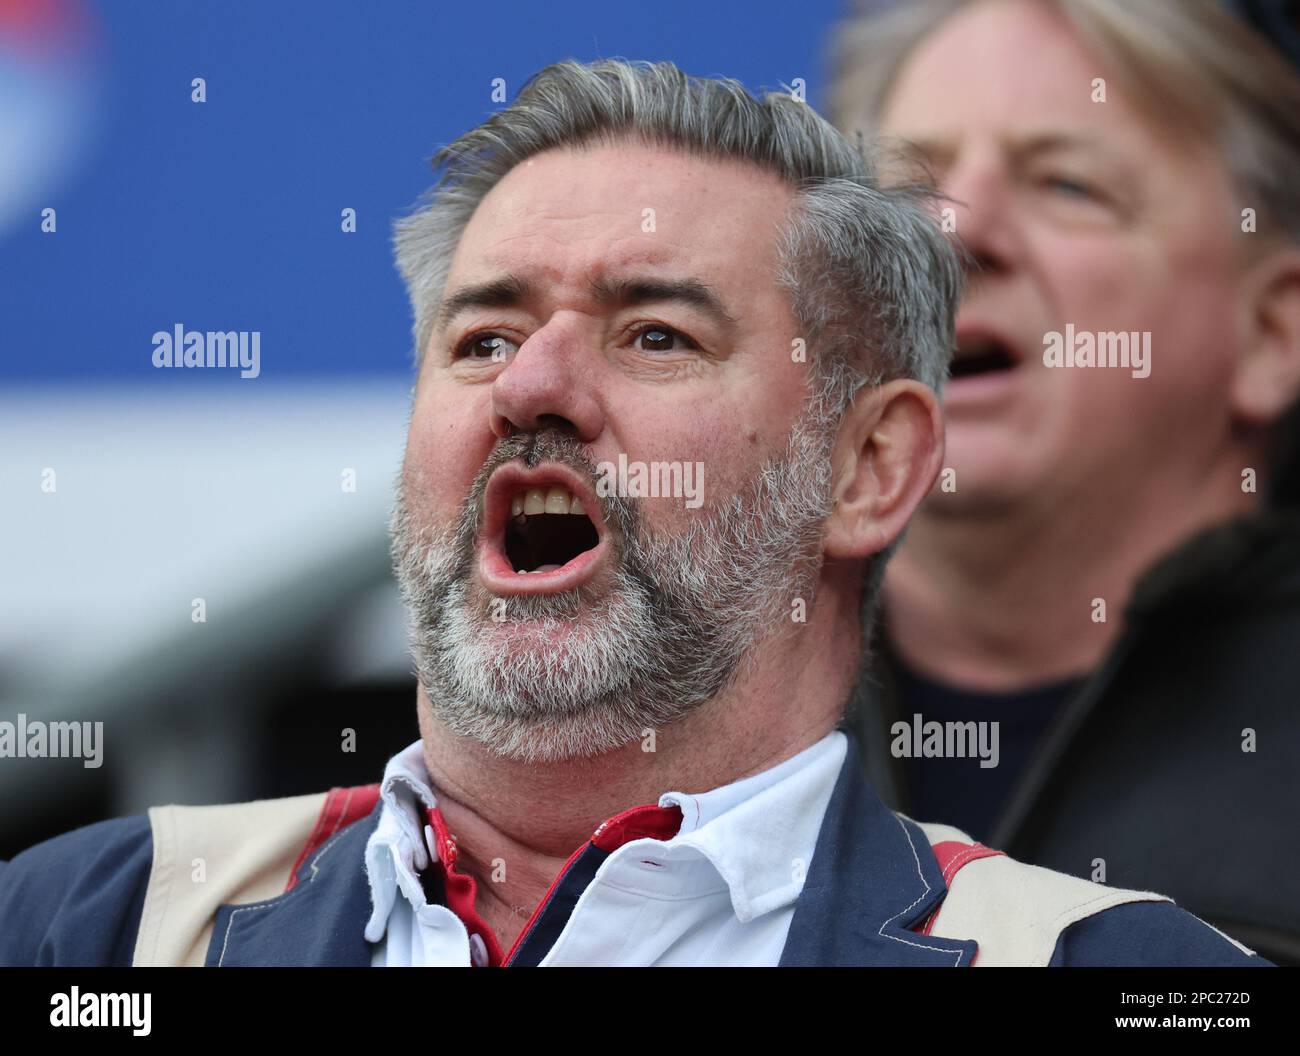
475, 890, 535, 960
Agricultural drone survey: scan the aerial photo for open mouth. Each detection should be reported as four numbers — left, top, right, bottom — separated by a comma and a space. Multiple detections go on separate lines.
950, 334, 1018, 380
505, 486, 601, 574
478, 464, 609, 592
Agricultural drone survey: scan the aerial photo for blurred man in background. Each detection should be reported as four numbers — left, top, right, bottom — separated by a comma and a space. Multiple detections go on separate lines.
828, 0, 1300, 962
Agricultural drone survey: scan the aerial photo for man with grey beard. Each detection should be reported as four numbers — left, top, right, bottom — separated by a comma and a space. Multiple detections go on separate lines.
0, 59, 1268, 968
390, 419, 833, 764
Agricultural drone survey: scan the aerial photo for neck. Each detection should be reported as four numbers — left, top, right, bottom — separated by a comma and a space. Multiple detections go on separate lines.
884, 453, 1257, 692
417, 574, 858, 946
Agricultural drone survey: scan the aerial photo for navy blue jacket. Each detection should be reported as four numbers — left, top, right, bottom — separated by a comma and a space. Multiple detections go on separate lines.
0, 735, 1270, 967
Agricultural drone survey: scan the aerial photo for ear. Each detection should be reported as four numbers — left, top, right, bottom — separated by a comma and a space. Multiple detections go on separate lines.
1232, 246, 1300, 425
824, 378, 945, 560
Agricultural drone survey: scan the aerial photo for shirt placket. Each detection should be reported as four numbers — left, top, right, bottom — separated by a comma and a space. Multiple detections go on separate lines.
422, 801, 683, 967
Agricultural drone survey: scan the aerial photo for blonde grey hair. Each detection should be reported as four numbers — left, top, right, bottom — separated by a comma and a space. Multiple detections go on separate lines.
827, 0, 1300, 246
392, 57, 962, 418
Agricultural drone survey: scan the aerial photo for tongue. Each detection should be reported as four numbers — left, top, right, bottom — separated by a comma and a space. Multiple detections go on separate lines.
532, 563, 563, 574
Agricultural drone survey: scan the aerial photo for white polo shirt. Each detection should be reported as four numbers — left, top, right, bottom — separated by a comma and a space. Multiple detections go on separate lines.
364, 730, 847, 966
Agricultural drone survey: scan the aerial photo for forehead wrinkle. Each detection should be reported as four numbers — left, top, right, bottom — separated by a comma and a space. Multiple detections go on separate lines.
461, 212, 680, 279
449, 235, 699, 307
437, 266, 742, 340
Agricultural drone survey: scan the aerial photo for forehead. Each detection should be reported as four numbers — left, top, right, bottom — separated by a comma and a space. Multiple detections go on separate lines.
446, 139, 796, 294
879, 0, 1171, 155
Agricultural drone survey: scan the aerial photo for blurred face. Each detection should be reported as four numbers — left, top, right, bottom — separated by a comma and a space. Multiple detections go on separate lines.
878, 0, 1247, 515
392, 140, 835, 762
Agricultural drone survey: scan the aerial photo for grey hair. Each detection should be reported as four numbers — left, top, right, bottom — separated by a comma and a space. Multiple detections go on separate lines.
392, 57, 961, 418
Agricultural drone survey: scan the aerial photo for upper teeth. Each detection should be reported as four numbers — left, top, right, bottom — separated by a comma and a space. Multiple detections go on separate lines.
511, 486, 585, 518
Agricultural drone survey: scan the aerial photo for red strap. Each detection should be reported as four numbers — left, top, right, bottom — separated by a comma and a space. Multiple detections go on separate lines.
914, 840, 1006, 938
285, 784, 381, 892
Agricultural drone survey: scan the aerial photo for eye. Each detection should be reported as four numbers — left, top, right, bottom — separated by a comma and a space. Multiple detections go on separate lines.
454, 332, 518, 361
632, 325, 698, 354
1041, 173, 1097, 199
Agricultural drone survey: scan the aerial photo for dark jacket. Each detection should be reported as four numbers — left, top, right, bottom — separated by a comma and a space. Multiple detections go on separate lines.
0, 734, 1265, 967
852, 512, 1300, 965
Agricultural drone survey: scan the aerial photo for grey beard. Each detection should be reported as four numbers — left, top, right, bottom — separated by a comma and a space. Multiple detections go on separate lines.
389, 415, 836, 763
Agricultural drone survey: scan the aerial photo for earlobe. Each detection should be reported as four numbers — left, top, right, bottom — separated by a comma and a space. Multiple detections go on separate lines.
824, 379, 944, 561
1232, 248, 1300, 425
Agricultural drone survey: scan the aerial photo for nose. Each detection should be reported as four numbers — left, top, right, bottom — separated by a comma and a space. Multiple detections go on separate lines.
939, 148, 1021, 281
488, 322, 604, 442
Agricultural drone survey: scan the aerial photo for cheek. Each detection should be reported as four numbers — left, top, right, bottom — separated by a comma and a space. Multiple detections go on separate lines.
1036, 300, 1239, 456
402, 384, 494, 525
678, 356, 800, 442
1033, 230, 1240, 398
1033, 231, 1158, 324
600, 392, 782, 524
1067, 256, 1237, 391
1037, 226, 1237, 343
1006, 234, 1239, 466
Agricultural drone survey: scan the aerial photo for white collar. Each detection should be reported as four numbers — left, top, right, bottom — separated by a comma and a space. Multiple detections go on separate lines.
363, 731, 847, 941
363, 739, 439, 943
657, 731, 847, 921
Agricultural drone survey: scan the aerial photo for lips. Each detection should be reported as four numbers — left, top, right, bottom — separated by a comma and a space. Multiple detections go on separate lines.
942, 320, 1030, 411
478, 463, 609, 595
950, 323, 1022, 380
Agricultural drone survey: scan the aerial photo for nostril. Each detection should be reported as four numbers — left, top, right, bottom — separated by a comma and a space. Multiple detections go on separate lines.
493, 412, 576, 439
490, 413, 518, 440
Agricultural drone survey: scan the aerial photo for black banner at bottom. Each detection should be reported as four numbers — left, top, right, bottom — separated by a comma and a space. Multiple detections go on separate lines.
0, 965, 1286, 1043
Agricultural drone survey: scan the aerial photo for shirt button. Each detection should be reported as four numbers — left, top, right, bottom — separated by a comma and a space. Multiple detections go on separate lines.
469, 933, 489, 968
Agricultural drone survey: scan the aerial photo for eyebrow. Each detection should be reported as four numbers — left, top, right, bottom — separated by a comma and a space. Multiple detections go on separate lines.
902, 129, 1111, 165
1008, 131, 1111, 159
433, 272, 740, 335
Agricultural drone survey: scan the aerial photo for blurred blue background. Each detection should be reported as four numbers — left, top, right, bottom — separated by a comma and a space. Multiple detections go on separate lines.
0, 0, 850, 855
2, 0, 845, 383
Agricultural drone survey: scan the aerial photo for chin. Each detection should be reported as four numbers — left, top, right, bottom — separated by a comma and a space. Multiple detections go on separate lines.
928, 430, 1050, 515
480, 614, 600, 657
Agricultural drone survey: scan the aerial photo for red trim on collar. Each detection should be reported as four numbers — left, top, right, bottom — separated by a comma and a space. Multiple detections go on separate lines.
425, 801, 684, 966
912, 840, 1006, 939
591, 802, 684, 851
286, 784, 381, 893
929, 840, 1006, 889
425, 805, 507, 967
